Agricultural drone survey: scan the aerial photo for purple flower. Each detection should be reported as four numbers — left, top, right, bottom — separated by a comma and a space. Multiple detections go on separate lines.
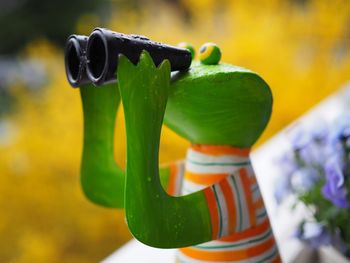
330, 115, 350, 149
295, 222, 348, 253
291, 167, 319, 193
278, 118, 350, 209
322, 157, 350, 208
331, 229, 349, 255
288, 125, 329, 165
274, 153, 298, 203
295, 222, 331, 248
288, 127, 314, 164
289, 127, 311, 151
311, 120, 329, 144
274, 172, 292, 204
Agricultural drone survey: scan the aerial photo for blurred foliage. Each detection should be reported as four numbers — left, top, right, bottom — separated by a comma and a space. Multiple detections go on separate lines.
0, 0, 109, 54
0, 89, 15, 116
1, 0, 350, 262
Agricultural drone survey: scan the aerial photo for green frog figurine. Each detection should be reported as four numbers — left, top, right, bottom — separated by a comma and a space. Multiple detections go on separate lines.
65, 28, 281, 263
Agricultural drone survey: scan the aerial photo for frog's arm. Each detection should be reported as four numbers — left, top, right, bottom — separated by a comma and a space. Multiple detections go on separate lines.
80, 83, 181, 208
80, 83, 124, 208
118, 52, 215, 248
118, 50, 273, 248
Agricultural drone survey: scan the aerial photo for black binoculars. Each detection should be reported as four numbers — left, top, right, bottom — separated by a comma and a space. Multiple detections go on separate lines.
64, 28, 192, 87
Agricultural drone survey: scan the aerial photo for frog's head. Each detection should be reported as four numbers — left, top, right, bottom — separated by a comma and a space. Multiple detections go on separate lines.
165, 43, 272, 148
65, 34, 272, 149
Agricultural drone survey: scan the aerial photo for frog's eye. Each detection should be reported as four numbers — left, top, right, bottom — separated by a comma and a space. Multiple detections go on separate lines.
177, 42, 195, 60
199, 43, 221, 65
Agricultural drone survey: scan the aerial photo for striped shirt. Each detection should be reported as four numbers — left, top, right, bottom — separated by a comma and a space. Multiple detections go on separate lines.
171, 144, 281, 263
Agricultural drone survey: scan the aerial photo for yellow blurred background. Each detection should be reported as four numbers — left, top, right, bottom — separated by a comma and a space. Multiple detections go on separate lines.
1, 0, 350, 262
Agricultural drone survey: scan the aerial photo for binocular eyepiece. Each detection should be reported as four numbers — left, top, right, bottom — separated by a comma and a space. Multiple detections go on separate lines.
64, 28, 192, 87
64, 35, 90, 87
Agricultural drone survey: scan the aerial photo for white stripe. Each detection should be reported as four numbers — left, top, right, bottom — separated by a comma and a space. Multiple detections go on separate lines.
176, 250, 202, 263
256, 206, 268, 224
257, 215, 268, 225
232, 175, 250, 231
174, 161, 185, 196
251, 184, 261, 202
181, 188, 192, 195
187, 148, 250, 164
213, 184, 229, 238
226, 175, 242, 233
197, 222, 272, 247
176, 251, 207, 263
182, 180, 206, 194
186, 162, 243, 174
245, 165, 255, 178
194, 227, 273, 251
256, 206, 267, 216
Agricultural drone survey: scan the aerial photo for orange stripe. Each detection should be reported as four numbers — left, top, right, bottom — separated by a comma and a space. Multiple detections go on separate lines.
185, 171, 228, 185
203, 188, 219, 239
250, 176, 258, 185
219, 179, 236, 234
180, 236, 276, 261
239, 168, 256, 227
255, 198, 264, 210
167, 163, 177, 195
191, 144, 250, 157
220, 219, 270, 242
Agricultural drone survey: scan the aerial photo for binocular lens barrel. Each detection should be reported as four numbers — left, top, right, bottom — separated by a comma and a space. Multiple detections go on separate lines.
65, 28, 192, 87
64, 35, 90, 87
86, 28, 192, 86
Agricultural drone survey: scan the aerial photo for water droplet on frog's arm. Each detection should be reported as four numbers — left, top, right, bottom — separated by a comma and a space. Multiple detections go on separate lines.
147, 177, 151, 182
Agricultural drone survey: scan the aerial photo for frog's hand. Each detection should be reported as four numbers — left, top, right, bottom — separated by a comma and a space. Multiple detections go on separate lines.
119, 52, 226, 248
80, 83, 124, 208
